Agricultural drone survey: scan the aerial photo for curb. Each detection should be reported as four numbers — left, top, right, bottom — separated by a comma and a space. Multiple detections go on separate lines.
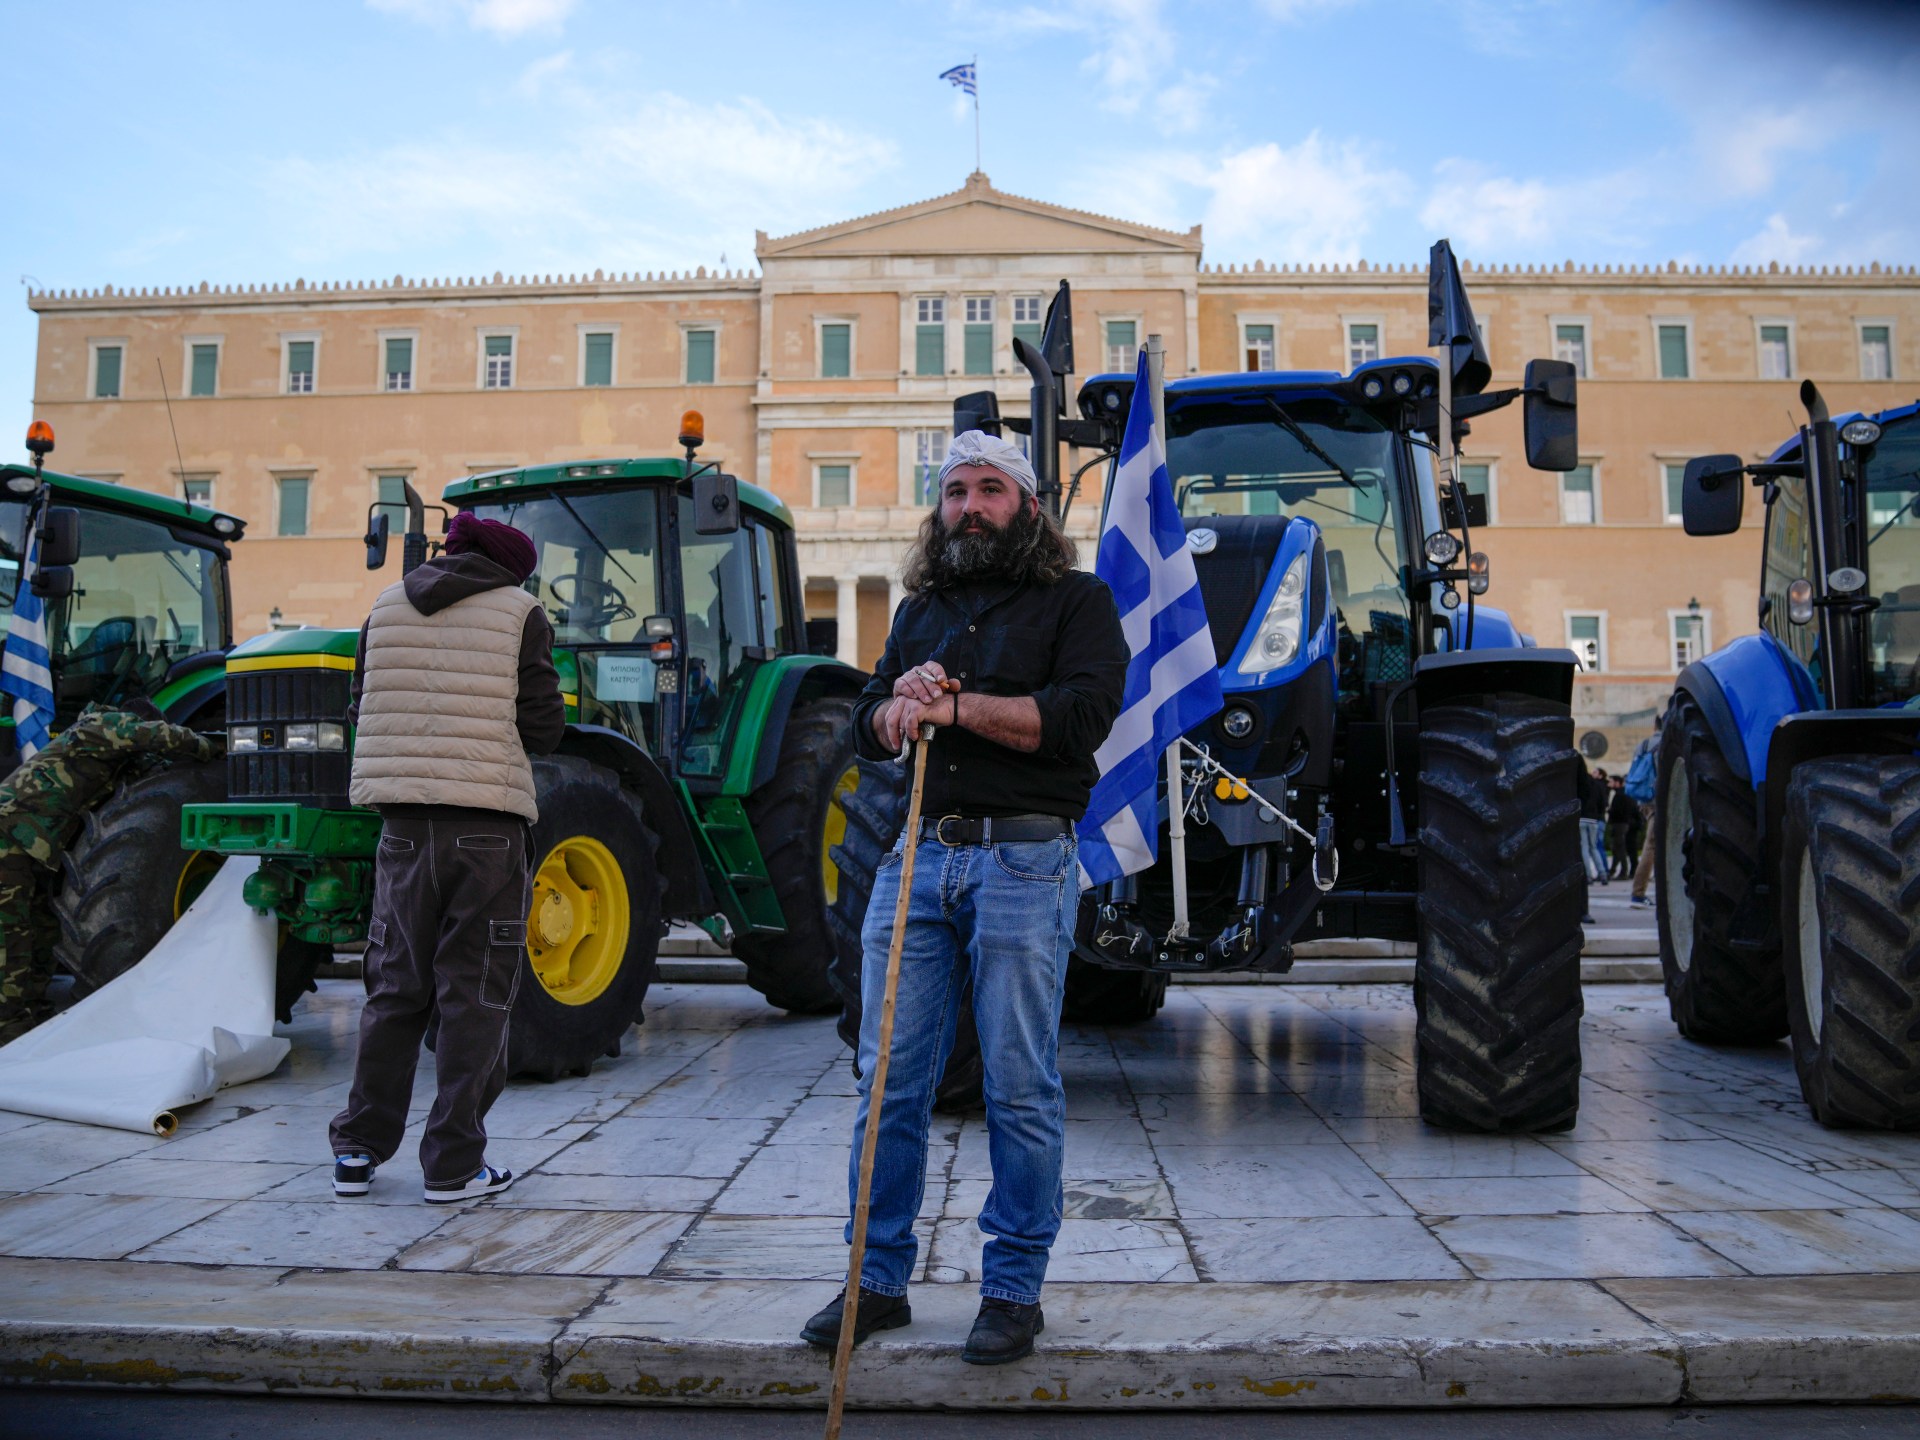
651, 958, 1666, 985
3, 1260, 1916, 1410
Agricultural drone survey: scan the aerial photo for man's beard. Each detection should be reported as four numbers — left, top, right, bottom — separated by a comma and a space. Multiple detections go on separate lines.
939, 505, 1035, 580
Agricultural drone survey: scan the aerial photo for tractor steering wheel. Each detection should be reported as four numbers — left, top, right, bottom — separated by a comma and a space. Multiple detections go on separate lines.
547, 573, 635, 629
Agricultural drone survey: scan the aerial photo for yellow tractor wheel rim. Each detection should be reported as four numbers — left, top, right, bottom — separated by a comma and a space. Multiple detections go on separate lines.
821, 763, 859, 905
528, 835, 630, 1006
174, 852, 225, 920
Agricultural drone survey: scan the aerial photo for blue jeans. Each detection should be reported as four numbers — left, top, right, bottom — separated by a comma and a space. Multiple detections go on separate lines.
1580, 817, 1607, 881
846, 830, 1077, 1306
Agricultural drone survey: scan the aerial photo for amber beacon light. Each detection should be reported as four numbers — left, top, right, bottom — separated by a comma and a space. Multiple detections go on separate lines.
678, 410, 705, 451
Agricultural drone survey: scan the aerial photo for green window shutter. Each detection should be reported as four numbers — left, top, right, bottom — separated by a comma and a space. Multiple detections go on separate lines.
915, 324, 945, 376
584, 333, 613, 386
963, 323, 993, 376
1459, 463, 1491, 521
288, 341, 313, 375
818, 464, 851, 507
278, 477, 309, 537
1665, 463, 1687, 520
1244, 323, 1274, 370
190, 344, 218, 396
377, 475, 408, 523
820, 324, 851, 378
1012, 322, 1043, 354
385, 337, 413, 388
1562, 464, 1595, 523
95, 346, 121, 398
1105, 320, 1136, 367
485, 334, 511, 356
686, 329, 715, 385
1658, 325, 1689, 379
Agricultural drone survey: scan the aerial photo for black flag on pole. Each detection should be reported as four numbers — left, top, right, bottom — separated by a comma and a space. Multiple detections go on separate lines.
1427, 239, 1491, 396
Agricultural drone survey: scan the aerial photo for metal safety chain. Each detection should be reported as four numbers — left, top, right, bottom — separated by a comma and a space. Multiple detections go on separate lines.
1177, 739, 1338, 892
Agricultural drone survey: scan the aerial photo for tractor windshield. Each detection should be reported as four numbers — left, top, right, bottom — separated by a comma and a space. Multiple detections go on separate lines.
1167, 397, 1410, 696
1863, 414, 1920, 705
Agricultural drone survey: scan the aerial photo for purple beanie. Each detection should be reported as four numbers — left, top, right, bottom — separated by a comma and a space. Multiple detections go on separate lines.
446, 512, 538, 583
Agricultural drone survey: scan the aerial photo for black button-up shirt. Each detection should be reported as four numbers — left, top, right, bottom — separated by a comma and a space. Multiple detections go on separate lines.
851, 570, 1129, 821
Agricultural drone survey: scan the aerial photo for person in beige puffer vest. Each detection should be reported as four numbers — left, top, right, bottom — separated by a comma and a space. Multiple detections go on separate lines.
328, 513, 563, 1205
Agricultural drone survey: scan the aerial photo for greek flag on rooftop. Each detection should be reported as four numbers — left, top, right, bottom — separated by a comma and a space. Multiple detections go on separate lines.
1077, 350, 1223, 889
939, 62, 977, 96
1, 532, 55, 760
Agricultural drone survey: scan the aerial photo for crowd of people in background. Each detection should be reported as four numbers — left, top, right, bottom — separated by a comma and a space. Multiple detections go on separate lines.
1577, 716, 1663, 914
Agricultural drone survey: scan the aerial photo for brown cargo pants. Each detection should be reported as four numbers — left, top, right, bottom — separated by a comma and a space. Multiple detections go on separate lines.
329, 807, 531, 1186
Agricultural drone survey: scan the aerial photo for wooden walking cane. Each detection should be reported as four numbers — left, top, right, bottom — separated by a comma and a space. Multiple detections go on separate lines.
824, 686, 952, 1440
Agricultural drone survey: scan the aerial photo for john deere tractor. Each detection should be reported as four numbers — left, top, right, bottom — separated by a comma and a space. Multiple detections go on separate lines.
2, 421, 247, 997
181, 418, 867, 1077
1660, 382, 1920, 1129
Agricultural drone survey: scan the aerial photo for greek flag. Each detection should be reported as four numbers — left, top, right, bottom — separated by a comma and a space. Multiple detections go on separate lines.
1, 532, 55, 759
939, 62, 977, 96
1077, 350, 1222, 888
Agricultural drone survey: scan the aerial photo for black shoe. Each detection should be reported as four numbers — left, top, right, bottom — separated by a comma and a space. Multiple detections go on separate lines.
800, 1287, 911, 1349
332, 1154, 374, 1197
962, 1297, 1044, 1365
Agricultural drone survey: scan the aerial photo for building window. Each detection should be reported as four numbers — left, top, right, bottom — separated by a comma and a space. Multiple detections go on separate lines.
483, 333, 514, 389
92, 343, 123, 399
1759, 323, 1792, 380
286, 339, 315, 394
1561, 464, 1597, 525
384, 336, 414, 392
1657, 323, 1690, 379
1105, 319, 1137, 373
1669, 608, 1710, 671
963, 296, 994, 376
189, 342, 220, 397
1243, 323, 1275, 372
1457, 462, 1494, 525
685, 328, 716, 385
375, 474, 410, 530
1860, 324, 1893, 381
583, 331, 614, 387
820, 322, 851, 379
181, 474, 215, 505
1663, 462, 1687, 523
913, 429, 947, 505
1012, 295, 1043, 353
1554, 322, 1588, 377
1347, 321, 1379, 369
816, 463, 853, 508
1566, 613, 1605, 672
915, 297, 946, 377
277, 476, 311, 537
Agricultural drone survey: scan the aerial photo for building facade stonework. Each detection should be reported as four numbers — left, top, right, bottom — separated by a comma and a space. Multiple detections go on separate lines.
27, 173, 1920, 760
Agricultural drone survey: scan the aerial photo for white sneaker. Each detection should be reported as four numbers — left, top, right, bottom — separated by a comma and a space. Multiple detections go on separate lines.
423, 1164, 514, 1204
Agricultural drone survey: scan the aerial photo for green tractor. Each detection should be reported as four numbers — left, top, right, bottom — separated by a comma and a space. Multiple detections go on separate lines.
2, 421, 246, 995
181, 418, 868, 1076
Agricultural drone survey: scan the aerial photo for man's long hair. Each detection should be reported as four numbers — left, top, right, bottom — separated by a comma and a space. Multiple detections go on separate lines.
900, 494, 1079, 594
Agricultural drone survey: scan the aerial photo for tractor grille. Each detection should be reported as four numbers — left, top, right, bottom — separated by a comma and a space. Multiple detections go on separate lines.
1188, 516, 1292, 666
226, 666, 355, 808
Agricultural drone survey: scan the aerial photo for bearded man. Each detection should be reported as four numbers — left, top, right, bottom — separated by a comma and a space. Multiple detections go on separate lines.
800, 429, 1127, 1365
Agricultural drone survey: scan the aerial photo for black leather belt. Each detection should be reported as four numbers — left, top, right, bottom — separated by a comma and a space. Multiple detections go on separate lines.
918, 812, 1072, 846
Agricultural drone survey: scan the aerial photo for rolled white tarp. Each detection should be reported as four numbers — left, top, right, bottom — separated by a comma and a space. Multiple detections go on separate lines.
0, 858, 290, 1136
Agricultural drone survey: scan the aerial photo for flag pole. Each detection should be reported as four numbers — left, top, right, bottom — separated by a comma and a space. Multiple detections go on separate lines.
972, 53, 981, 173
1146, 332, 1188, 944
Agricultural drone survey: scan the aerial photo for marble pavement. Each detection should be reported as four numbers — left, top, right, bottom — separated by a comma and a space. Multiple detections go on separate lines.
1, 974, 1917, 1410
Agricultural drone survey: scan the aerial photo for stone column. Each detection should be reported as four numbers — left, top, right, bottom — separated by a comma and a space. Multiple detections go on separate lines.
836, 574, 859, 666
887, 576, 906, 622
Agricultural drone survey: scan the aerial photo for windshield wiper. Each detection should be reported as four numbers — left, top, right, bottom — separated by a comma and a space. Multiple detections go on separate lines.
554, 492, 637, 584
1866, 470, 1920, 547
1265, 398, 1359, 490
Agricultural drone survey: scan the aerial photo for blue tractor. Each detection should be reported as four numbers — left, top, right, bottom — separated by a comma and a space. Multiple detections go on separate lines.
1660, 381, 1920, 1129
830, 261, 1596, 1133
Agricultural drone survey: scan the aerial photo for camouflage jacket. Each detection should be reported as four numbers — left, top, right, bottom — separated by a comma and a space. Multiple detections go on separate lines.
0, 706, 216, 868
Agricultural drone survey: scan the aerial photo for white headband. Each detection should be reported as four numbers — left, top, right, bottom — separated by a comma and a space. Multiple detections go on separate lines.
935, 429, 1038, 495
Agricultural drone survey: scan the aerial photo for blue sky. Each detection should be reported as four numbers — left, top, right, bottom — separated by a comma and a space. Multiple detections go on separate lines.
5, 0, 1918, 433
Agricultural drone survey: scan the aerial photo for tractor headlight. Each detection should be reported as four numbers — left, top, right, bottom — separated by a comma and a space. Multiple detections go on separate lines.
1839, 419, 1882, 447
1360, 375, 1385, 400
1440, 587, 1462, 610
1424, 530, 1462, 565
284, 723, 318, 751
1239, 551, 1310, 676
317, 722, 347, 751
229, 725, 259, 752
1221, 703, 1257, 741
1390, 370, 1413, 396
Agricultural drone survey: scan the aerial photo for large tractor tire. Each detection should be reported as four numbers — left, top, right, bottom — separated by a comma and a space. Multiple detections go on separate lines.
509, 753, 662, 1081
1063, 955, 1168, 1025
1655, 693, 1788, 1042
1414, 694, 1585, 1133
731, 697, 856, 1013
1781, 757, 1920, 1130
827, 756, 984, 1111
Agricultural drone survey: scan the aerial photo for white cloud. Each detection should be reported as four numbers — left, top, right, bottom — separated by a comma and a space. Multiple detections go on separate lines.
366, 0, 575, 38
1731, 212, 1823, 266
514, 49, 572, 97
1202, 134, 1408, 261
1416, 157, 1661, 256
1255, 0, 1361, 21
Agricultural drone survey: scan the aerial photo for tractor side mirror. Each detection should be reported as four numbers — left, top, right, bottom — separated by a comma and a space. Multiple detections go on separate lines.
29, 564, 73, 601
37, 506, 80, 568
953, 390, 1002, 437
1681, 455, 1747, 536
805, 618, 839, 657
365, 511, 391, 570
693, 470, 740, 535
1522, 360, 1578, 472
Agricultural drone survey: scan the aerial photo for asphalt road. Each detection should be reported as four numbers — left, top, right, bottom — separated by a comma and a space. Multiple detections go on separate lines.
5, 1392, 1918, 1439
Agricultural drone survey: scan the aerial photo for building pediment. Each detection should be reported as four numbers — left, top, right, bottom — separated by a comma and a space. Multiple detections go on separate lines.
757, 172, 1201, 261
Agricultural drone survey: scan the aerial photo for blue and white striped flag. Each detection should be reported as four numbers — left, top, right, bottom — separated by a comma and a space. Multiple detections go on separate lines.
1077, 350, 1223, 889
1, 531, 56, 759
939, 62, 977, 96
